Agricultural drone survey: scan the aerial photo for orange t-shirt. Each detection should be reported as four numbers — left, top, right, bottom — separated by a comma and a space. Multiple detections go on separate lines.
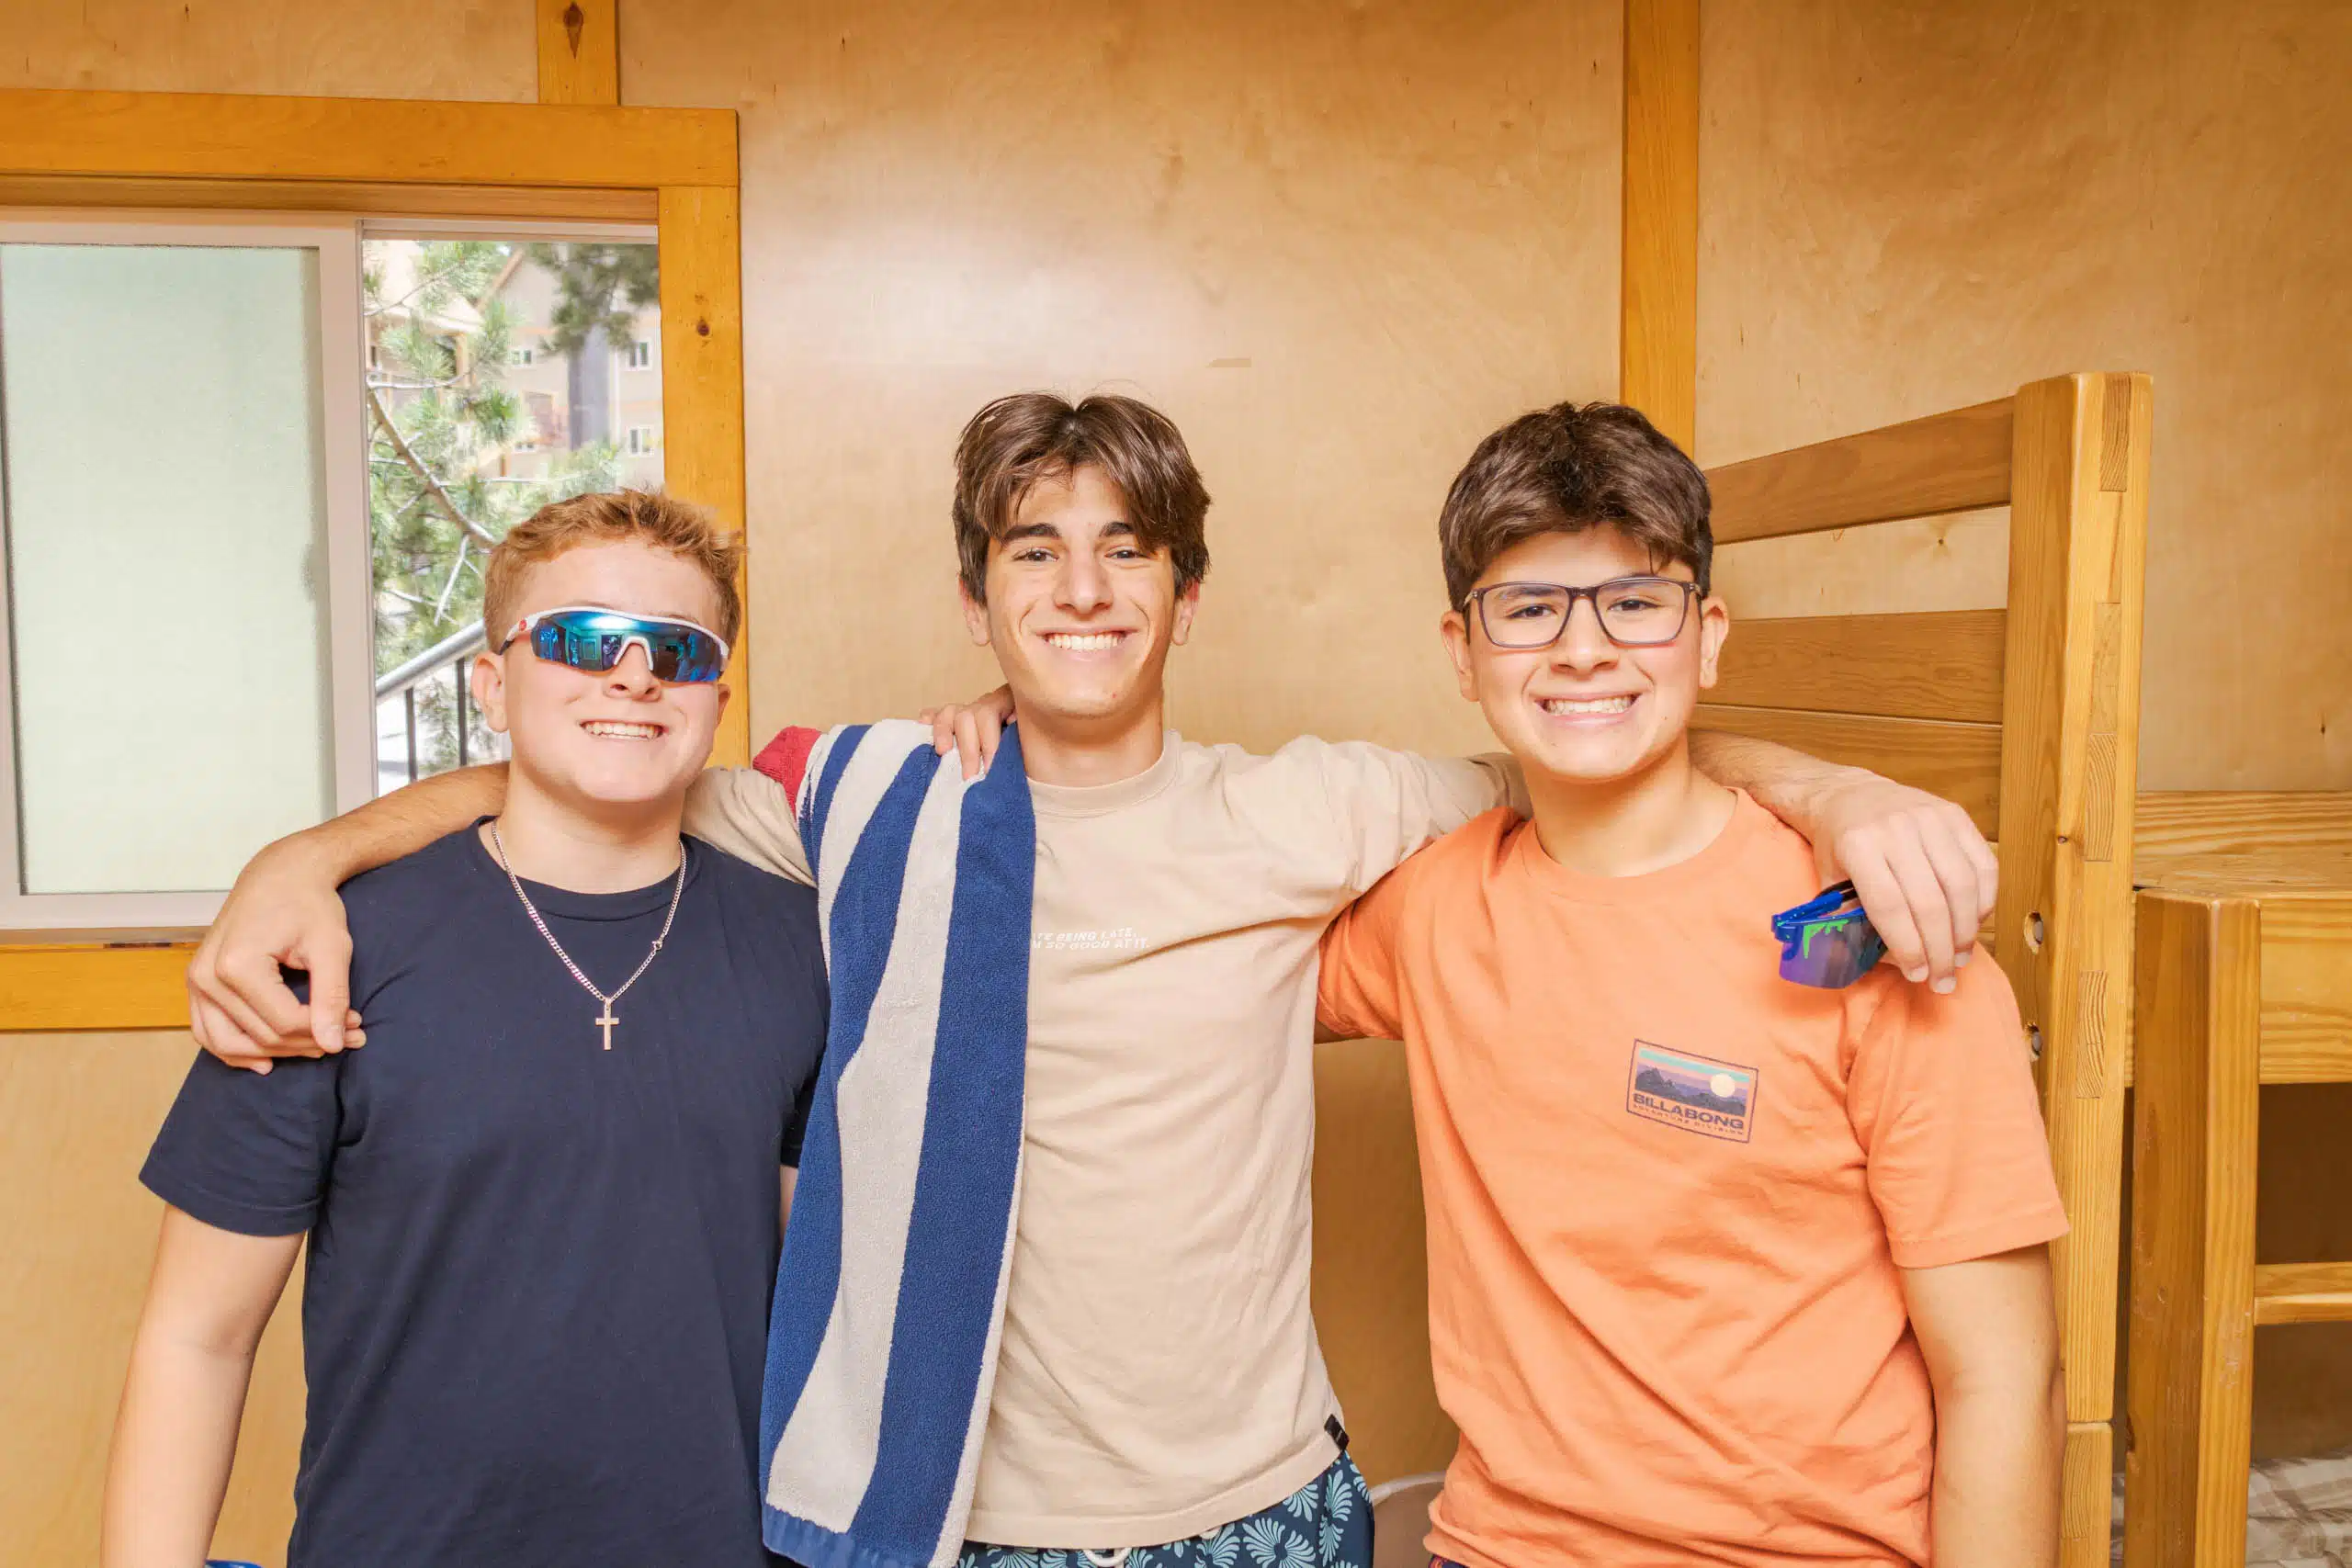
1316, 793, 2067, 1568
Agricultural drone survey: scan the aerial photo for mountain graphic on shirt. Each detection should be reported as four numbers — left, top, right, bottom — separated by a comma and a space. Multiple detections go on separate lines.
1631, 1064, 1751, 1117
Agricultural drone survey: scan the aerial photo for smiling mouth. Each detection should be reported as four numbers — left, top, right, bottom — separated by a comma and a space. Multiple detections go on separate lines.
1537, 694, 1634, 716
582, 719, 666, 739
1040, 631, 1130, 652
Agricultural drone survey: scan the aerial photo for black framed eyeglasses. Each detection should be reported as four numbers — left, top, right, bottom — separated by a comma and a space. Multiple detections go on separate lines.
1463, 577, 1702, 649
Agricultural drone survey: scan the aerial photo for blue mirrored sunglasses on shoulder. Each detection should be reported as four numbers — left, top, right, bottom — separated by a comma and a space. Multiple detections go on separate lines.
499, 605, 730, 684
1771, 880, 1888, 988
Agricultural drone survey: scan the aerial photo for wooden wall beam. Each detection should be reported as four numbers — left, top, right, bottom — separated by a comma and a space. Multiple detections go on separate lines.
1693, 704, 2003, 838
1621, 0, 1698, 449
658, 186, 750, 768
0, 89, 731, 188
538, 0, 620, 107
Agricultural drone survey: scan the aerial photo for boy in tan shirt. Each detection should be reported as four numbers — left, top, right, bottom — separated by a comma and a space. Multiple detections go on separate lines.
187, 393, 2000, 1568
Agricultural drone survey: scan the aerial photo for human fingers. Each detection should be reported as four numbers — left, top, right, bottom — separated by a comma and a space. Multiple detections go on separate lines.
953, 708, 988, 781
1830, 831, 1931, 987
188, 992, 276, 1075
1911, 806, 1985, 967
302, 931, 356, 1055
200, 948, 308, 1058
1876, 831, 1962, 989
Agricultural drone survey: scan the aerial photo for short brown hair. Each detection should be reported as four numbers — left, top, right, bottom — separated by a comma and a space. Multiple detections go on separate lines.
952, 392, 1211, 603
1437, 401, 1711, 606
483, 489, 744, 646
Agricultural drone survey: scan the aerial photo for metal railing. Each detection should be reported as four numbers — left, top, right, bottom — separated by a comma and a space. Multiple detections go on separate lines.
375, 623, 488, 788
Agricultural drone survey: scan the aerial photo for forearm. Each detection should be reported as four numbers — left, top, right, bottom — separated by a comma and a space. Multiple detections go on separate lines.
1687, 729, 1850, 837
102, 1332, 260, 1568
1926, 1373, 2067, 1568
267, 763, 507, 885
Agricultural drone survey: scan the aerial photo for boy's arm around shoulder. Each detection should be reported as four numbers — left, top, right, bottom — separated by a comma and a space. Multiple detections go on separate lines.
103, 1209, 302, 1568
1902, 1247, 2067, 1568
1291, 736, 1523, 897
1315, 849, 1430, 1043
683, 729, 819, 887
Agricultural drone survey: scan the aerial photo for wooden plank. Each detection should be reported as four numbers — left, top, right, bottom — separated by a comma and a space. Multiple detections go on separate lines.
1707, 397, 2013, 545
2253, 1261, 2352, 1326
2060, 1421, 2114, 1568
2123, 891, 2261, 1568
1994, 373, 2149, 1435
0, 173, 656, 221
2135, 791, 2352, 863
537, 0, 620, 107
659, 186, 751, 769
1620, 0, 1698, 450
1711, 609, 2006, 723
1692, 704, 2002, 839
2254, 891, 2352, 1083
0, 946, 191, 1032
0, 89, 734, 189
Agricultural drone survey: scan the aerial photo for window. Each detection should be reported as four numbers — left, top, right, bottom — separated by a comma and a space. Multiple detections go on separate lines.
0, 218, 371, 931
362, 231, 660, 797
626, 338, 652, 369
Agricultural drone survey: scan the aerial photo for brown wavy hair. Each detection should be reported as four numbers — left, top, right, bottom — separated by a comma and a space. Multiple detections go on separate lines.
1437, 401, 1711, 606
952, 392, 1212, 604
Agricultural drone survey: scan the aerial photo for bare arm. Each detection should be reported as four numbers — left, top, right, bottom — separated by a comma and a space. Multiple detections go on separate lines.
102, 1210, 302, 1568
1901, 1246, 2066, 1568
187, 764, 507, 1066
1690, 728, 1997, 988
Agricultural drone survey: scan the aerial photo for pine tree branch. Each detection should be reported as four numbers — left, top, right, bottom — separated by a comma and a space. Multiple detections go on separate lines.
368, 382, 499, 550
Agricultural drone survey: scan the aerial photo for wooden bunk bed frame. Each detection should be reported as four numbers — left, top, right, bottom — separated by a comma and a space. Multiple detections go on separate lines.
1702, 371, 2154, 1568
2126, 794, 2352, 1568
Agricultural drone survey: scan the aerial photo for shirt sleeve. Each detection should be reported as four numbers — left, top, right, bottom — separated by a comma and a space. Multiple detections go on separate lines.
1316, 866, 1413, 1041
140, 1049, 343, 1237
1845, 957, 2071, 1270
1307, 739, 1520, 897
684, 765, 812, 886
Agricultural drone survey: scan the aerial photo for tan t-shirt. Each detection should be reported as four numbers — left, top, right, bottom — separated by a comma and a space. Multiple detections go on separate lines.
685, 732, 1512, 1548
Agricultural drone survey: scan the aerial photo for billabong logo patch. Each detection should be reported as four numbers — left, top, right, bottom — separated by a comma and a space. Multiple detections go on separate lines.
1626, 1042, 1758, 1143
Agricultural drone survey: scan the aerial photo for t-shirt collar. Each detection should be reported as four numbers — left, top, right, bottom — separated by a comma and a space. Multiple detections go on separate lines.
1508, 787, 1771, 906
1024, 729, 1185, 819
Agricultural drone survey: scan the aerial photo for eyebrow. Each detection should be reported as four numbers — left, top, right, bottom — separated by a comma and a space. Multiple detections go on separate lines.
1000, 519, 1139, 543
560, 599, 710, 623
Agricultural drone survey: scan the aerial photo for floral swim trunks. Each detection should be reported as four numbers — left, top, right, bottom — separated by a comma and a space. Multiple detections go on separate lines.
956, 1450, 1374, 1568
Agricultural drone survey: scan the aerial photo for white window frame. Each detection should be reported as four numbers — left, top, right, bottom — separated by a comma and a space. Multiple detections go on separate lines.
0, 212, 373, 936
625, 425, 658, 456
627, 338, 652, 369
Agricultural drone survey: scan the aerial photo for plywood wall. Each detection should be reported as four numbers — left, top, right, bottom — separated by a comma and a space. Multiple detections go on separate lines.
1, 0, 535, 100
0, 1032, 305, 1564
622, 0, 1622, 761
1700, 0, 2352, 1461
1697, 0, 2352, 793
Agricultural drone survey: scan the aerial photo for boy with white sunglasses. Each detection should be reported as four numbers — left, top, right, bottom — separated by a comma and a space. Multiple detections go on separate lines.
103, 491, 823, 1568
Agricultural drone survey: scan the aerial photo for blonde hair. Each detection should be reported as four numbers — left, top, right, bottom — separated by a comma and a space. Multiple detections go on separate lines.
482, 489, 744, 646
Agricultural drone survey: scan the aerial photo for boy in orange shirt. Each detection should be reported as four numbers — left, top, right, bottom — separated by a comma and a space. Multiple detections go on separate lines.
1317, 404, 2067, 1568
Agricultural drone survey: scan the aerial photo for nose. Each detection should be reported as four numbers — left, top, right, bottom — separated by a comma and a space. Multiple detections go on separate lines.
604, 642, 662, 698
1057, 551, 1112, 615
1548, 595, 1621, 674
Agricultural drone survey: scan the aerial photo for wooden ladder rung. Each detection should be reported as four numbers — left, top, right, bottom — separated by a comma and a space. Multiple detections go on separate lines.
2253, 1262, 2352, 1325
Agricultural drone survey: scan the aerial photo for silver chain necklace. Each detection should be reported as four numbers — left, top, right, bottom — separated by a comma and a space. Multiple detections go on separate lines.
489, 820, 687, 1051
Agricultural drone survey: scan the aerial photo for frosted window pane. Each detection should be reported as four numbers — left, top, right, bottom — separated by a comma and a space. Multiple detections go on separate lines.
0, 244, 334, 894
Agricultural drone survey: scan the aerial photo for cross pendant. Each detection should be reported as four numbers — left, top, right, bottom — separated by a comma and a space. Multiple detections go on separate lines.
595, 1002, 617, 1051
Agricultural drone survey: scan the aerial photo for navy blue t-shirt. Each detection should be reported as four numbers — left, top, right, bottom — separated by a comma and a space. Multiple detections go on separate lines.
141, 826, 827, 1568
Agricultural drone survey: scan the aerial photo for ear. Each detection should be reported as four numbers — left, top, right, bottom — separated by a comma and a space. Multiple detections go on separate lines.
958, 576, 992, 649
1441, 609, 1480, 703
1170, 580, 1202, 647
1695, 593, 1731, 689
470, 650, 511, 734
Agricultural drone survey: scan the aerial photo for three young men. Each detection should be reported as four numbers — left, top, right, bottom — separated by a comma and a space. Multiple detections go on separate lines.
168, 392, 2009, 1566
107, 495, 828, 1566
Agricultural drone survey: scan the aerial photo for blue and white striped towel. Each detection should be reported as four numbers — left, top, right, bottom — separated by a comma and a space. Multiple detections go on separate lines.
759, 720, 1035, 1568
